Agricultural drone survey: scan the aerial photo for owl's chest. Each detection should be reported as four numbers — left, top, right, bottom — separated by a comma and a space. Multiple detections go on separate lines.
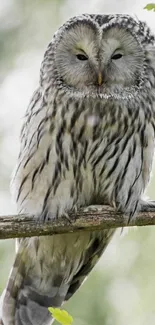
64, 102, 148, 206
14, 98, 150, 215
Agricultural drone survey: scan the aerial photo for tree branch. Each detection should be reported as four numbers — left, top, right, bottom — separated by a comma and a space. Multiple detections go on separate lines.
0, 205, 155, 240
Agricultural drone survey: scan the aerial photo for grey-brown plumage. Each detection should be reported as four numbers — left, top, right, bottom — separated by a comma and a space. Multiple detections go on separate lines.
1, 13, 155, 325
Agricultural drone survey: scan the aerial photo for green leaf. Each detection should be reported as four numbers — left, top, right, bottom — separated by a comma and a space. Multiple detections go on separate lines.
144, 3, 155, 11
48, 307, 73, 325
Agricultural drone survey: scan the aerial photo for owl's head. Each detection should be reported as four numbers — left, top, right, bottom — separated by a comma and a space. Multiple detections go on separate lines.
41, 14, 155, 99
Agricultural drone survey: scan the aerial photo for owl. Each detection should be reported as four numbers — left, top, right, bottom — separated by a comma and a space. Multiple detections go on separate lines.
1, 13, 155, 325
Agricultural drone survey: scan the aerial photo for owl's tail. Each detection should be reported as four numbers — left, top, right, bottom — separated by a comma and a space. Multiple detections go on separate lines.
1, 282, 69, 325
0, 230, 114, 325
0, 239, 70, 325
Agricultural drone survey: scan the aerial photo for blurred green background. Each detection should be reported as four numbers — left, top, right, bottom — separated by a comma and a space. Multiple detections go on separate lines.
1, 1, 155, 324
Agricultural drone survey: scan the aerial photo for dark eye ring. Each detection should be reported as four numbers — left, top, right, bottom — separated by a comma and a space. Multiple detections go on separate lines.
76, 54, 88, 61
111, 53, 123, 60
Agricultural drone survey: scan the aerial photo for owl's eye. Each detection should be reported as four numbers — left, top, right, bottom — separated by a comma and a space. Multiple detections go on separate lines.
76, 54, 88, 61
111, 53, 123, 60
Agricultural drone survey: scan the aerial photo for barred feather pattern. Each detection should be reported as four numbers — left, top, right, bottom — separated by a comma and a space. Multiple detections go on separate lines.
1, 13, 155, 325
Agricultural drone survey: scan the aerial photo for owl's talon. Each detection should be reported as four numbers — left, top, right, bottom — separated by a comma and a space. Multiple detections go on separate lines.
63, 212, 72, 223
139, 200, 155, 212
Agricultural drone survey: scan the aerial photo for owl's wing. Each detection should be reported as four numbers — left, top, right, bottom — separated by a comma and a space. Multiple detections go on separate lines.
65, 229, 114, 301
19, 87, 42, 154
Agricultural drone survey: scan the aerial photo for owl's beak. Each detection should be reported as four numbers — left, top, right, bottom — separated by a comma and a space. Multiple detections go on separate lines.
98, 72, 103, 86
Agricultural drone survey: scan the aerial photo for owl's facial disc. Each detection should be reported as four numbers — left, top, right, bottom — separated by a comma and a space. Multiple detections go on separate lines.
55, 22, 145, 99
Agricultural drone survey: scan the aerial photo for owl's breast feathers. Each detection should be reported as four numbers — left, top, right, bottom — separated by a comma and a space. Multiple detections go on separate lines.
12, 90, 155, 218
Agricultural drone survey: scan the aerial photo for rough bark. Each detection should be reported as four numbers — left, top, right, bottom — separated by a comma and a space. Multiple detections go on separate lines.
0, 205, 155, 239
